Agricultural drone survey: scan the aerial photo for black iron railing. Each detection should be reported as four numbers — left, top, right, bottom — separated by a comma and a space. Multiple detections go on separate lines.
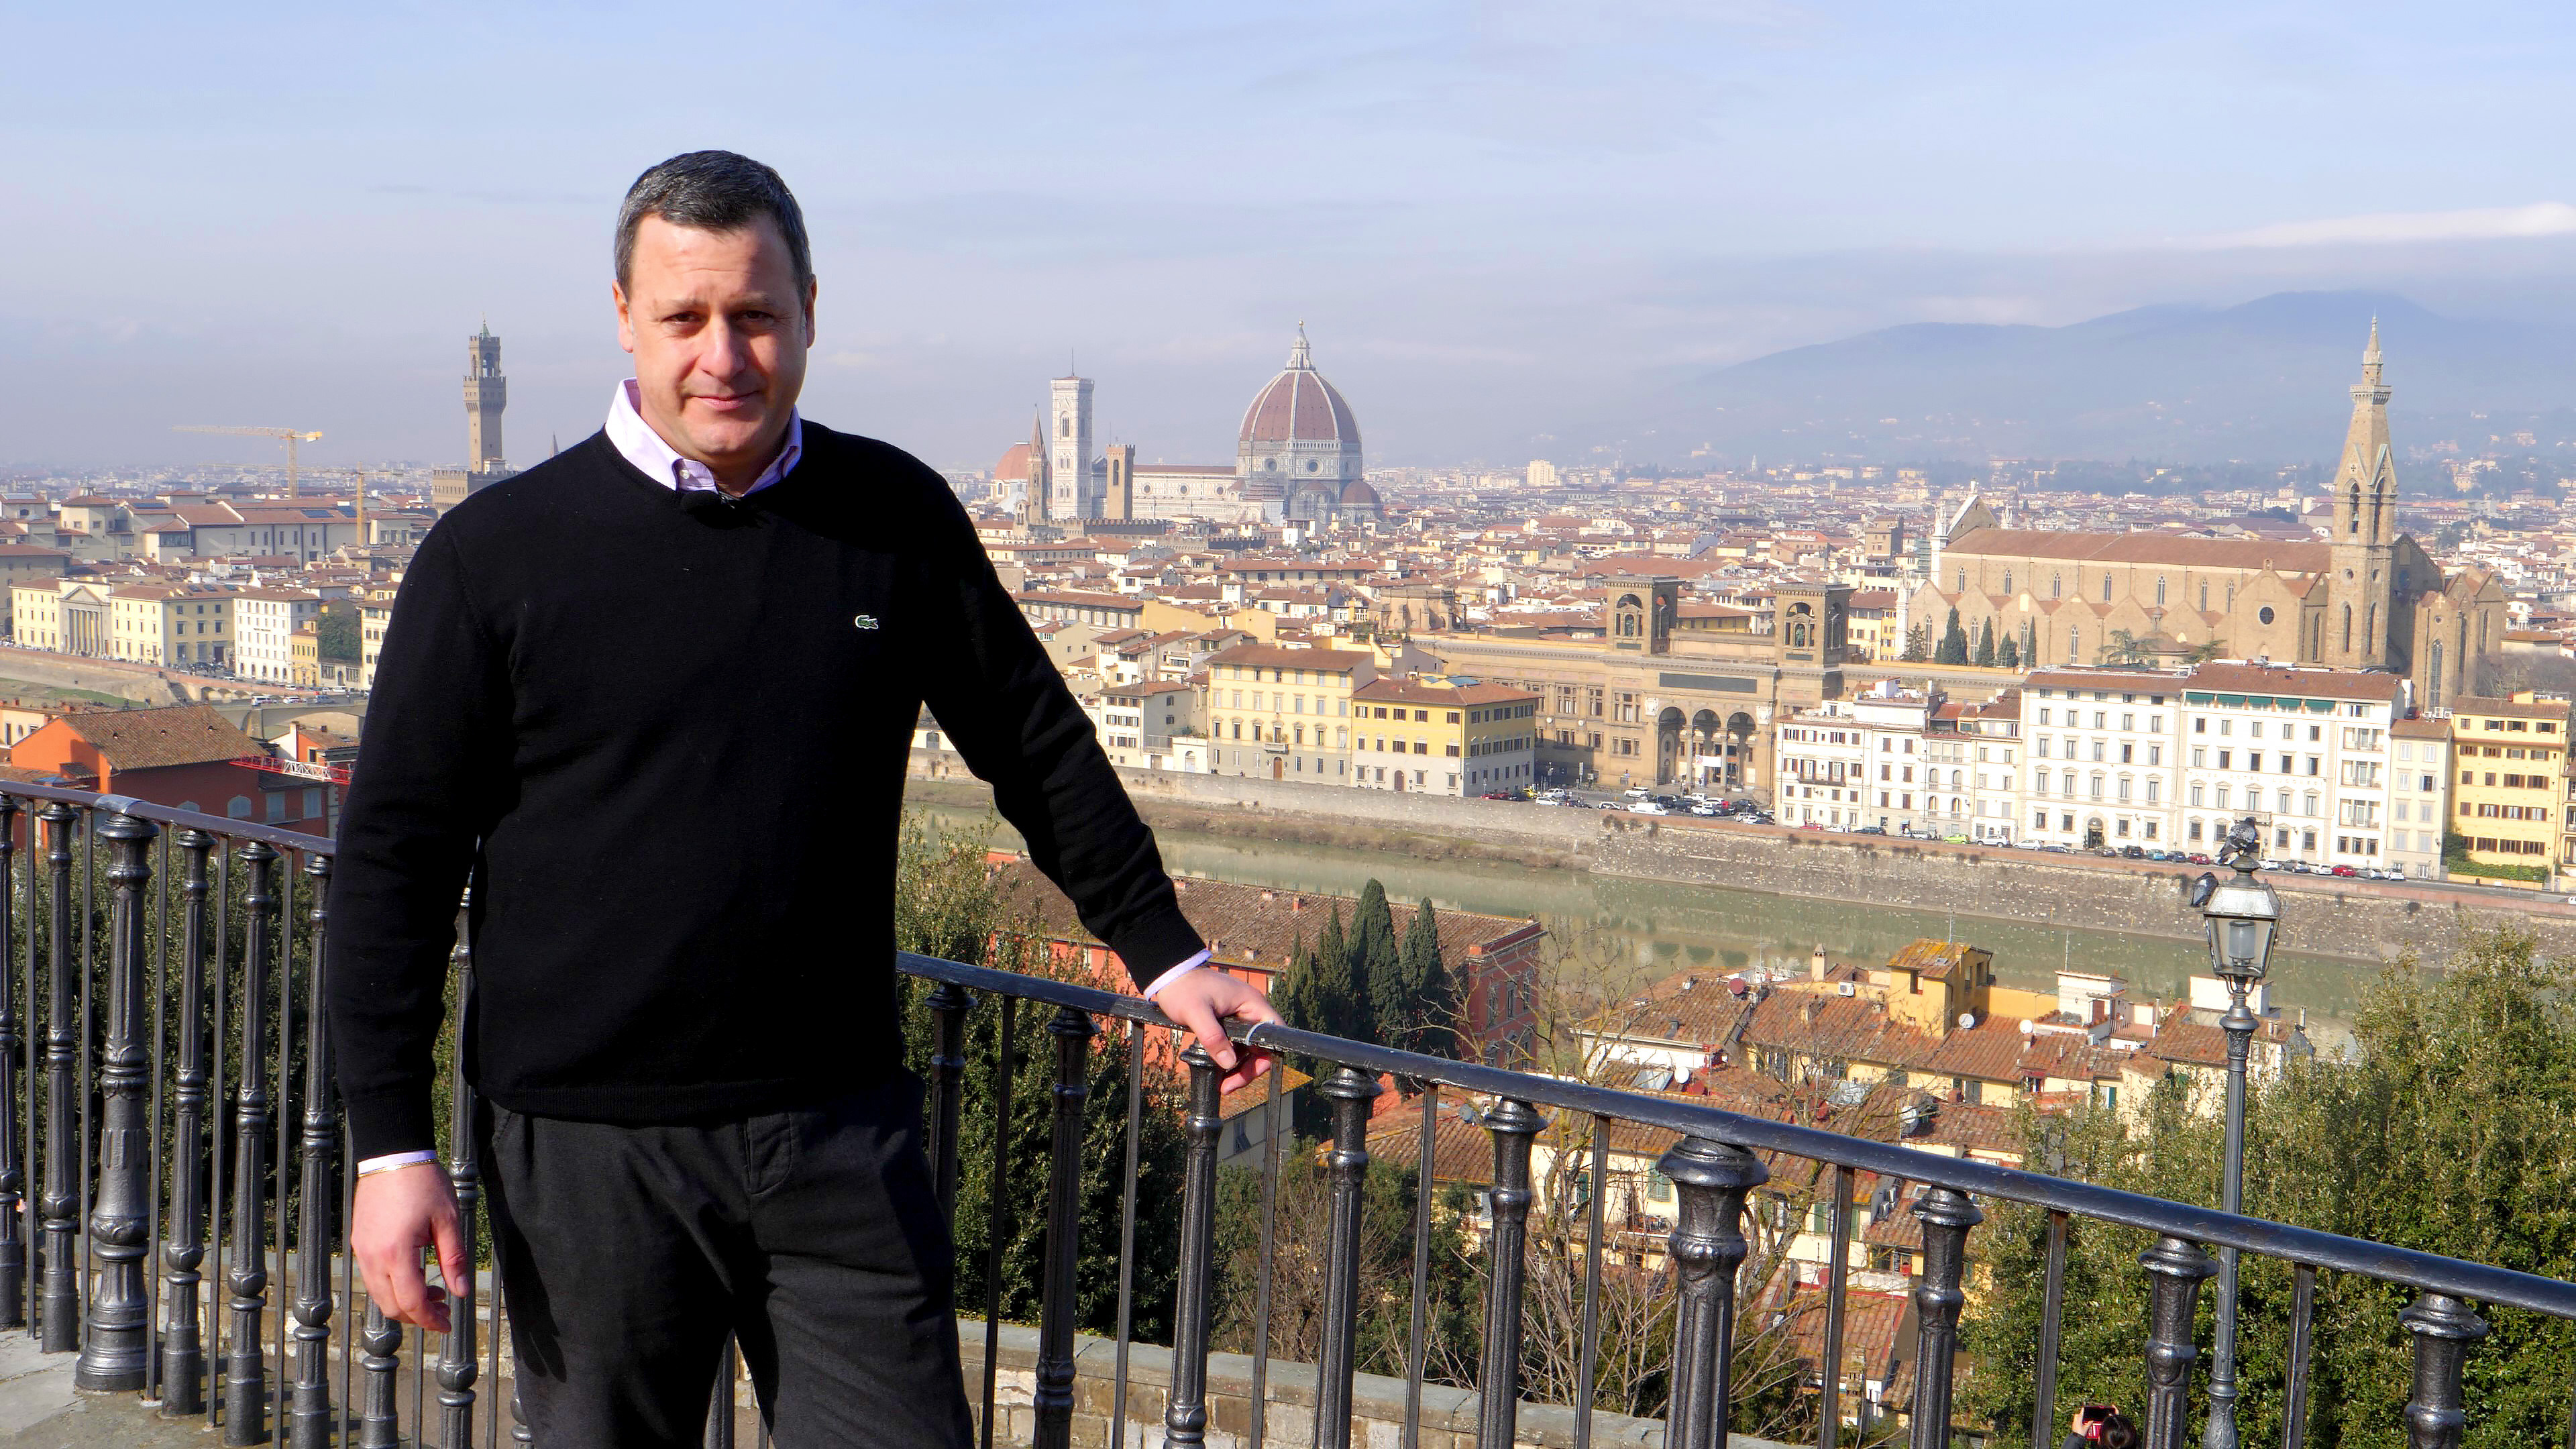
0, 780, 2571, 1448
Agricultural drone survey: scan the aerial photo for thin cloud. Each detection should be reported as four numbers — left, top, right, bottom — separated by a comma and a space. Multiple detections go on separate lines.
2185, 203, 2576, 250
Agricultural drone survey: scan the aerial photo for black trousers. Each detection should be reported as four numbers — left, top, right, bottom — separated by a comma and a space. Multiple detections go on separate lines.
481, 1073, 975, 1448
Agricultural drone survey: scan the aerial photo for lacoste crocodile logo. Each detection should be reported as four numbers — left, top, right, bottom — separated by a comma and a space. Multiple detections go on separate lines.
853, 614, 880, 631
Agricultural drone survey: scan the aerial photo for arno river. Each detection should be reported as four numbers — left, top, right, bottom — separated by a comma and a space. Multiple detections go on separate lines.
918, 804, 2383, 1033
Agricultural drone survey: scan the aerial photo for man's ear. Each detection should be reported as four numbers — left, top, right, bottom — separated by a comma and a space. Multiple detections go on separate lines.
613, 280, 638, 355
802, 276, 819, 345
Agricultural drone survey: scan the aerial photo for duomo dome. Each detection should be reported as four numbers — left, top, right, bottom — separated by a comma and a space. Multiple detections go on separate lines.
1238, 325, 1371, 525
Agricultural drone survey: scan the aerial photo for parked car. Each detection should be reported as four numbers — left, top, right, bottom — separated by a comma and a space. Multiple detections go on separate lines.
1621, 787, 1651, 799
2330, 864, 2358, 877
1941, 834, 1970, 844
1854, 825, 1886, 835
1628, 802, 1670, 815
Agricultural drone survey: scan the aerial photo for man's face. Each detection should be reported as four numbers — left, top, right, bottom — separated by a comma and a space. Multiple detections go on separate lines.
613, 214, 816, 477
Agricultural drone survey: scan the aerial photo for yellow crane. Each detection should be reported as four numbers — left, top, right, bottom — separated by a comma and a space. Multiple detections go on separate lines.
173, 425, 324, 496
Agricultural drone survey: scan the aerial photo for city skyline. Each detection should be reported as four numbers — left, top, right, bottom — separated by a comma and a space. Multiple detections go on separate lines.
5, 3, 2574, 472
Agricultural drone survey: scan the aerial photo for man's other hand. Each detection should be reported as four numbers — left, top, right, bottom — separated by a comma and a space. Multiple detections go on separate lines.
1154, 967, 1280, 1093
352, 1161, 469, 1334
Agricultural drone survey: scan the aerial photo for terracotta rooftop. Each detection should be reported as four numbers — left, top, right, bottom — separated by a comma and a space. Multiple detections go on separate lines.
32, 705, 260, 771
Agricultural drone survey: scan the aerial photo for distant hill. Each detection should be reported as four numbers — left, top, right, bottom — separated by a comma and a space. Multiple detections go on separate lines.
1635, 290, 2576, 465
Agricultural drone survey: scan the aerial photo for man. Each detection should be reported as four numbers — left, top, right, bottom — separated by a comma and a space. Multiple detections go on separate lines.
327, 150, 1276, 1447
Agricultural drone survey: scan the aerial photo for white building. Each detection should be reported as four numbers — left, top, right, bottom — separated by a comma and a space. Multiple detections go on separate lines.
2176, 663, 2404, 867
2388, 716, 2453, 879
1774, 702, 1872, 828
1095, 680, 1203, 773
2021, 669, 2188, 850
1957, 692, 2025, 843
232, 589, 323, 685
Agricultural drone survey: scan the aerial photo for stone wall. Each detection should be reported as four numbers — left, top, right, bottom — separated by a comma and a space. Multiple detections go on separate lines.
910, 752, 2576, 966
957, 1319, 1795, 1449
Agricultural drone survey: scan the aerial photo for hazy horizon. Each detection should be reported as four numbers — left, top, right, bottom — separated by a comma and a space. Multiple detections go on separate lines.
7, 3, 2573, 474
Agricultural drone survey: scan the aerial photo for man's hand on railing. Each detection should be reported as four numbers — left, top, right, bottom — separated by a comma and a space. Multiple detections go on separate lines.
352, 1161, 470, 1334
1154, 967, 1280, 1094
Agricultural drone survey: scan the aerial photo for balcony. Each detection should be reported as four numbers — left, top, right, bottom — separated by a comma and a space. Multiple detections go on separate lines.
0, 778, 2569, 1446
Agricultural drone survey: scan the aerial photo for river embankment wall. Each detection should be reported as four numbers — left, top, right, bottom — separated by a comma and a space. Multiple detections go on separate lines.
908, 752, 2576, 967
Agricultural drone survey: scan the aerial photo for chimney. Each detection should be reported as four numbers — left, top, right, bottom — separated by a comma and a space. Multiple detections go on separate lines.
1260, 890, 1276, 903
1290, 895, 1305, 913
1809, 945, 1828, 982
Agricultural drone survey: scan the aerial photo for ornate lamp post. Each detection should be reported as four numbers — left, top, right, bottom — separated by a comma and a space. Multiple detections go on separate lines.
2192, 816, 2279, 1449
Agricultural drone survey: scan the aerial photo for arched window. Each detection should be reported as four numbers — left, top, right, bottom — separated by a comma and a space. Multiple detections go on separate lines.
2102, 576, 2113, 603
2341, 604, 2353, 652
2003, 570, 2013, 594
2156, 576, 2167, 606
2348, 485, 2361, 533
2365, 603, 2377, 654
1956, 568, 1967, 592
2051, 572, 2061, 600
226, 797, 252, 819
2200, 581, 2209, 611
2068, 625, 2080, 661
2430, 641, 2445, 700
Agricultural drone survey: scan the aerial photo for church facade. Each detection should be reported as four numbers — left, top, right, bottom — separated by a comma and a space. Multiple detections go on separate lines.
994, 327, 1383, 530
1905, 326, 2504, 709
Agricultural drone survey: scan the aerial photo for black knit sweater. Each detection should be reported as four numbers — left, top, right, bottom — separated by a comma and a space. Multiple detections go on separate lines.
325, 427, 1204, 1160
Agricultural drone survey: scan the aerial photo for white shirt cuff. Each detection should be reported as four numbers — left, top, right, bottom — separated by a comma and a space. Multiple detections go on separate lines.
358, 1149, 441, 1177
1140, 949, 1214, 1001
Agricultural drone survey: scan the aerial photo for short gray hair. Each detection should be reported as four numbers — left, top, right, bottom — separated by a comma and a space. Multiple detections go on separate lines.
614, 150, 812, 292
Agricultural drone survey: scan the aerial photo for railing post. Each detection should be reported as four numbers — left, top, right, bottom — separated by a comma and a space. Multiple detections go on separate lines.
1661, 1136, 1769, 1449
1163, 1043, 1223, 1449
1907, 1187, 1982, 1449
0, 793, 21, 1332
2399, 1293, 2487, 1449
926, 981, 972, 1224
2139, 1235, 2217, 1449
76, 810, 158, 1390
287, 853, 338, 1448
439, 891, 482, 1449
161, 828, 214, 1413
38, 800, 76, 1353
1476, 1099, 1546, 1449
1033, 1004, 1096, 1449
225, 839, 278, 1446
1316, 1065, 1383, 1449
357, 1303, 401, 1448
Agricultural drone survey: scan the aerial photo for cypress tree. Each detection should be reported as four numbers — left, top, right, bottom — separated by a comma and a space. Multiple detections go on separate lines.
1998, 629, 2020, 670
1935, 607, 1970, 665
1399, 898, 1456, 1060
1354, 880, 1399, 1046
1973, 619, 1996, 667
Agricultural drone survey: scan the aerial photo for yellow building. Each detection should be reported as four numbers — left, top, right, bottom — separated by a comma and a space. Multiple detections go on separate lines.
2447, 693, 2569, 877
1202, 643, 1375, 782
108, 584, 232, 667
1349, 676, 1540, 796
290, 625, 320, 688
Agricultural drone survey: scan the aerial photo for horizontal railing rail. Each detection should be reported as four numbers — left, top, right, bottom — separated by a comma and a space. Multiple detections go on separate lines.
897, 952, 2576, 1324
0, 777, 2558, 1449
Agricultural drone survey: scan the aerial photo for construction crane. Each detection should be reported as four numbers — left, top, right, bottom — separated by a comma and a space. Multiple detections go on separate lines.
173, 425, 324, 496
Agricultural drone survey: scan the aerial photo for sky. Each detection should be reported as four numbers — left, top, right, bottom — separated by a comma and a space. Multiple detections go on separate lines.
5, 1, 2574, 474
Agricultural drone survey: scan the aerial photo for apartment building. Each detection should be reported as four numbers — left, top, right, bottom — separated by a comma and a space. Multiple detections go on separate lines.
1202, 643, 1374, 782
1093, 680, 1201, 772
1957, 692, 2023, 843
2021, 669, 2186, 850
1774, 702, 1870, 828
358, 590, 396, 690
232, 589, 323, 684
2387, 716, 2453, 879
2178, 665, 2403, 867
2447, 693, 2569, 875
1348, 675, 1539, 796
109, 584, 232, 667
